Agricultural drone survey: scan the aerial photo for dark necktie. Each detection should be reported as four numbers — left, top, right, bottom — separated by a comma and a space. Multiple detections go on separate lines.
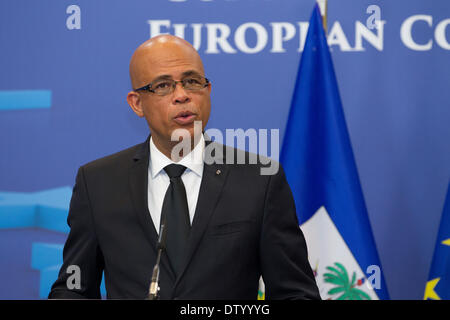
161, 164, 191, 276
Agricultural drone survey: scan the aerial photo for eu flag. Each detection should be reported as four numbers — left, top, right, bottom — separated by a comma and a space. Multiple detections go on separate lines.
280, 4, 390, 300
424, 181, 450, 300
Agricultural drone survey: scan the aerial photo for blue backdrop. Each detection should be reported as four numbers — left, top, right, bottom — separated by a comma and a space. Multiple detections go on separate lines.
0, 0, 449, 299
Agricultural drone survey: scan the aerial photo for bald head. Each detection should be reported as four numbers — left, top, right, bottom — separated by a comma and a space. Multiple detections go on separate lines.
129, 35, 205, 89
126, 34, 212, 159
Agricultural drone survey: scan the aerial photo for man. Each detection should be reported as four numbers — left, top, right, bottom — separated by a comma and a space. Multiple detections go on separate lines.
48, 35, 320, 300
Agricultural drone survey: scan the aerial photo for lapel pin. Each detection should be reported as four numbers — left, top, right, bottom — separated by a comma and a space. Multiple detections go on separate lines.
216, 169, 221, 175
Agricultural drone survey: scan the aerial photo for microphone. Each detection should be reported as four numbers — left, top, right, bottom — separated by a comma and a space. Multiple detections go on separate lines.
147, 221, 166, 300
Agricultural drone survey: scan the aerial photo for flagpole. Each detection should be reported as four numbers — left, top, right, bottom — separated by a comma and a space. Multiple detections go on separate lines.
317, 0, 328, 35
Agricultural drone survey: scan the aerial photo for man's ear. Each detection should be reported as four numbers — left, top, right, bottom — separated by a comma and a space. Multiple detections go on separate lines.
127, 91, 144, 117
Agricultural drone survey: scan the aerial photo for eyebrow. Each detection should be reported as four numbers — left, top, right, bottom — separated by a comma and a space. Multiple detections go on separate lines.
151, 70, 203, 83
181, 70, 203, 78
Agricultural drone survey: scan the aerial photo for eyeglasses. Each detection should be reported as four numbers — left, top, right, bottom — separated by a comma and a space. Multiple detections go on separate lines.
134, 76, 210, 96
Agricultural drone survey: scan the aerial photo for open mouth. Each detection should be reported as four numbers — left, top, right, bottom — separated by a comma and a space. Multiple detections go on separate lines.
173, 111, 197, 125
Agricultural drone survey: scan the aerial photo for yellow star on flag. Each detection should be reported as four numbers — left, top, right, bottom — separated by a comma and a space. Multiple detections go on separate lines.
441, 238, 450, 246
424, 278, 441, 300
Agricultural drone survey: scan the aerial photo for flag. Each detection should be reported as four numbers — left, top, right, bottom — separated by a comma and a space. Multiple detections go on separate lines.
280, 5, 390, 300
424, 181, 450, 300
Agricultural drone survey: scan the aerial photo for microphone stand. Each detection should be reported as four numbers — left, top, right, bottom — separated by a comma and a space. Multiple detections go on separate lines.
147, 222, 166, 300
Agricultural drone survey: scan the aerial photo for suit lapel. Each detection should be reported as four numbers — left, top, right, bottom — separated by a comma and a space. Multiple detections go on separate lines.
174, 142, 229, 286
129, 137, 176, 281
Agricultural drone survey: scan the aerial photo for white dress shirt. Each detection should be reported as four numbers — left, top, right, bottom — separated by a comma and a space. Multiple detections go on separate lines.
147, 135, 205, 234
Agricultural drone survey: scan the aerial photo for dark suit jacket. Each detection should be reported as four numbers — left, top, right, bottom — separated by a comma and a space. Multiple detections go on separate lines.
48, 137, 320, 300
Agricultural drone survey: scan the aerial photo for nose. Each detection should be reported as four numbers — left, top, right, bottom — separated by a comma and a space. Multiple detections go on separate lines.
172, 81, 190, 104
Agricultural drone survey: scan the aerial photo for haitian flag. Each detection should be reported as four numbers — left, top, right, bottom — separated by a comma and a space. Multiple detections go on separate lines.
280, 5, 390, 300
424, 181, 450, 300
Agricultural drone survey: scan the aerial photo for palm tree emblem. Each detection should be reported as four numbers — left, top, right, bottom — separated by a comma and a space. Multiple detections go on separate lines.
323, 262, 371, 300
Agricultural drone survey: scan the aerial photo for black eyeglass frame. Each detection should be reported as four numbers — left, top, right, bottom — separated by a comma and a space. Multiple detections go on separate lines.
133, 77, 210, 95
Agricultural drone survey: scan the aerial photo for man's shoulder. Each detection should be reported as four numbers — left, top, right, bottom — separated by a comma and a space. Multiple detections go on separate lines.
81, 140, 147, 173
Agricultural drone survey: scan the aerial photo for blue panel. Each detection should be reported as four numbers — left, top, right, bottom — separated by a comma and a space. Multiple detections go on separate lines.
31, 242, 64, 270
0, 187, 71, 232
0, 206, 36, 228
39, 265, 61, 299
0, 90, 51, 110
36, 206, 70, 234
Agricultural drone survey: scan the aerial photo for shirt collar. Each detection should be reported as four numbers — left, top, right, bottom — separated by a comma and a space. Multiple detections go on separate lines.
149, 135, 205, 179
